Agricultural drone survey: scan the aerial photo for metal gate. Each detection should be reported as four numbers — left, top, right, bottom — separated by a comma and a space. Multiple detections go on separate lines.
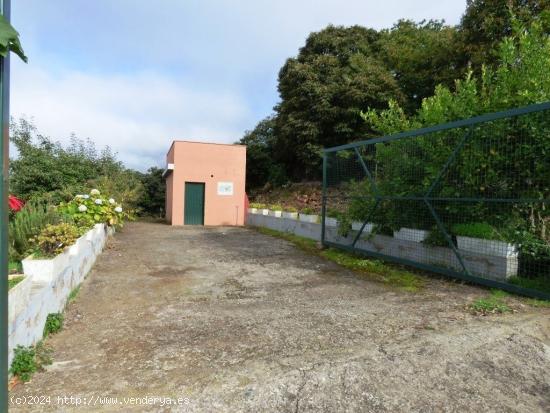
321, 102, 550, 300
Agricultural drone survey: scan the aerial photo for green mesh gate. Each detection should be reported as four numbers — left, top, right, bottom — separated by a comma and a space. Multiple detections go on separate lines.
321, 102, 550, 300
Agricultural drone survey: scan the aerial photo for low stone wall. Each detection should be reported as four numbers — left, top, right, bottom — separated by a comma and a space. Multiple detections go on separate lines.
247, 213, 518, 282
8, 224, 114, 366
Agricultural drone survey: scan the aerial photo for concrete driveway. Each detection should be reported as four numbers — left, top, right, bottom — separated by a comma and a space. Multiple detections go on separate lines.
10, 222, 550, 412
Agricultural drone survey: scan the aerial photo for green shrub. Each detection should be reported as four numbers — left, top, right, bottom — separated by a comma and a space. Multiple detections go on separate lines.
469, 290, 512, 315
31, 223, 82, 257
249, 202, 266, 209
10, 346, 37, 382
43, 313, 64, 337
8, 202, 61, 261
452, 222, 504, 240
269, 204, 283, 211
300, 207, 315, 215
57, 189, 127, 229
9, 342, 52, 382
284, 206, 298, 212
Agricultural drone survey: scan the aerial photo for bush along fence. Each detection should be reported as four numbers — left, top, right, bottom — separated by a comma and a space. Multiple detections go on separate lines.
320, 101, 550, 300
7, 189, 126, 368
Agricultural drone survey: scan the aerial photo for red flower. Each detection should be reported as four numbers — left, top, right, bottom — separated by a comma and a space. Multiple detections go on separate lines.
8, 195, 24, 212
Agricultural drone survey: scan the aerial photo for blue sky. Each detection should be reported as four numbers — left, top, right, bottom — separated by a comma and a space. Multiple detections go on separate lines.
11, 0, 466, 170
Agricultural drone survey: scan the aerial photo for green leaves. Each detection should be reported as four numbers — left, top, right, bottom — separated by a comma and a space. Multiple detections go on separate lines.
0, 14, 27, 62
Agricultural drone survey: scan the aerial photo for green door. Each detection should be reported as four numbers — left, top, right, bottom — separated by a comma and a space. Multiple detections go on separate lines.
184, 182, 205, 225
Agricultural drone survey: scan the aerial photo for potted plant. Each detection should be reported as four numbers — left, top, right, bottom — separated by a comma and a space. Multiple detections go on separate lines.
299, 207, 319, 224
452, 222, 518, 257
282, 206, 298, 220
269, 204, 283, 218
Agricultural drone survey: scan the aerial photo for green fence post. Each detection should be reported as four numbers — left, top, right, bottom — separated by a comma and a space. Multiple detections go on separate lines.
321, 152, 327, 246
0, 0, 11, 409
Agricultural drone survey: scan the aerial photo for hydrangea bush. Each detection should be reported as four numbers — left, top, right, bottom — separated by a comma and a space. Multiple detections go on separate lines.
58, 189, 128, 229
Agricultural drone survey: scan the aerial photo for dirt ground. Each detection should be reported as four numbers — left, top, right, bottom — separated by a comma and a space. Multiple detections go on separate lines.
9, 222, 550, 412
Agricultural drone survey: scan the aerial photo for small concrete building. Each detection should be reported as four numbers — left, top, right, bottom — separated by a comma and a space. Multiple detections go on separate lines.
164, 141, 247, 226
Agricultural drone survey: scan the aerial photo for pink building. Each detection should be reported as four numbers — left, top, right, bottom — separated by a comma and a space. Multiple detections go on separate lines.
164, 141, 247, 226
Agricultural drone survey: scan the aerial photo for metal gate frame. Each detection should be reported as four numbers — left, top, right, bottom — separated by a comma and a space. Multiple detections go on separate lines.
321, 101, 550, 300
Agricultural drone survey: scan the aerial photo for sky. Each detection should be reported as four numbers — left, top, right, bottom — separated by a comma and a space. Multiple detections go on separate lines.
10, 0, 466, 171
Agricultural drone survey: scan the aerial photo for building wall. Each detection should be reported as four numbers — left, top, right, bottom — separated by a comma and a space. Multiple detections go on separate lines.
166, 141, 246, 226
165, 145, 175, 223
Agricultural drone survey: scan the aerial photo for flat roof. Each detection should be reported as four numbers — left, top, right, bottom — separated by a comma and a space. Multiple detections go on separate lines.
166, 140, 245, 157
172, 140, 245, 147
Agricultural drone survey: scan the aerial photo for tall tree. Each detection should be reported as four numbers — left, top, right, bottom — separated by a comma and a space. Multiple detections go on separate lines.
378, 20, 464, 112
238, 116, 286, 190
137, 167, 166, 217
274, 25, 404, 180
460, 0, 550, 69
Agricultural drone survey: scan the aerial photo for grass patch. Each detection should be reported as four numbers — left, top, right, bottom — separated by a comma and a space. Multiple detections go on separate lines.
469, 289, 512, 315
8, 260, 22, 274
67, 285, 81, 304
8, 275, 25, 291
509, 276, 550, 295
255, 227, 424, 292
525, 298, 550, 308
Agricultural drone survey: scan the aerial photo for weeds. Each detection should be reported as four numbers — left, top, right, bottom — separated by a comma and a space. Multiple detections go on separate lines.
9, 342, 53, 382
43, 313, 64, 338
469, 289, 512, 315
525, 298, 550, 308
67, 285, 81, 304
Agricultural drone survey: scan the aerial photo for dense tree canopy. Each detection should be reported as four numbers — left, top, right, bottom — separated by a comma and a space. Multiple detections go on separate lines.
240, 0, 550, 189
459, 0, 550, 70
273, 26, 403, 179
9, 118, 144, 209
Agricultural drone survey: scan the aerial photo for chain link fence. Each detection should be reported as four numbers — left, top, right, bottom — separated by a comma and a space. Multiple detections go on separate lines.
322, 102, 550, 300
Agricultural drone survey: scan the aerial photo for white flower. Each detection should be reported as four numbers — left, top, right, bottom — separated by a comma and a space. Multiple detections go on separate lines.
109, 198, 115, 204
78, 205, 87, 212
83, 194, 90, 199
90, 189, 100, 196
114, 206, 123, 213
75, 194, 85, 199
95, 199, 103, 205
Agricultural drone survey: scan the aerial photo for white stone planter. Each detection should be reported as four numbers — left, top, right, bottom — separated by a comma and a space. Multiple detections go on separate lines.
456, 236, 518, 257
22, 249, 71, 284
248, 208, 258, 214
8, 275, 32, 319
269, 210, 283, 218
261, 208, 269, 216
299, 213, 319, 223
324, 217, 338, 227
9, 223, 114, 367
393, 228, 429, 243
282, 211, 298, 220
352, 221, 374, 233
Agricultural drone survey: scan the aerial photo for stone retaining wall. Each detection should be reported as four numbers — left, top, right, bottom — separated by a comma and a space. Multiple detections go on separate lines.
247, 213, 518, 283
8, 224, 114, 366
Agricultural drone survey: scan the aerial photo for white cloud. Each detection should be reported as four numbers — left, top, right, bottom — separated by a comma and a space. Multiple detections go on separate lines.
10, 65, 251, 170
10, 0, 467, 171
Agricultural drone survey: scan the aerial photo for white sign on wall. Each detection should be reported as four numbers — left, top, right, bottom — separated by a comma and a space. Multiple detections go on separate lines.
217, 181, 234, 196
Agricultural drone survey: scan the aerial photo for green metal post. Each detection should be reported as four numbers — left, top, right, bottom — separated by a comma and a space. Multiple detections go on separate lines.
0, 0, 10, 409
321, 153, 327, 246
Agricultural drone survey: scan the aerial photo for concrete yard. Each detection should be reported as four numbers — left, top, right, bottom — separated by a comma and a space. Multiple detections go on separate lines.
9, 222, 550, 412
